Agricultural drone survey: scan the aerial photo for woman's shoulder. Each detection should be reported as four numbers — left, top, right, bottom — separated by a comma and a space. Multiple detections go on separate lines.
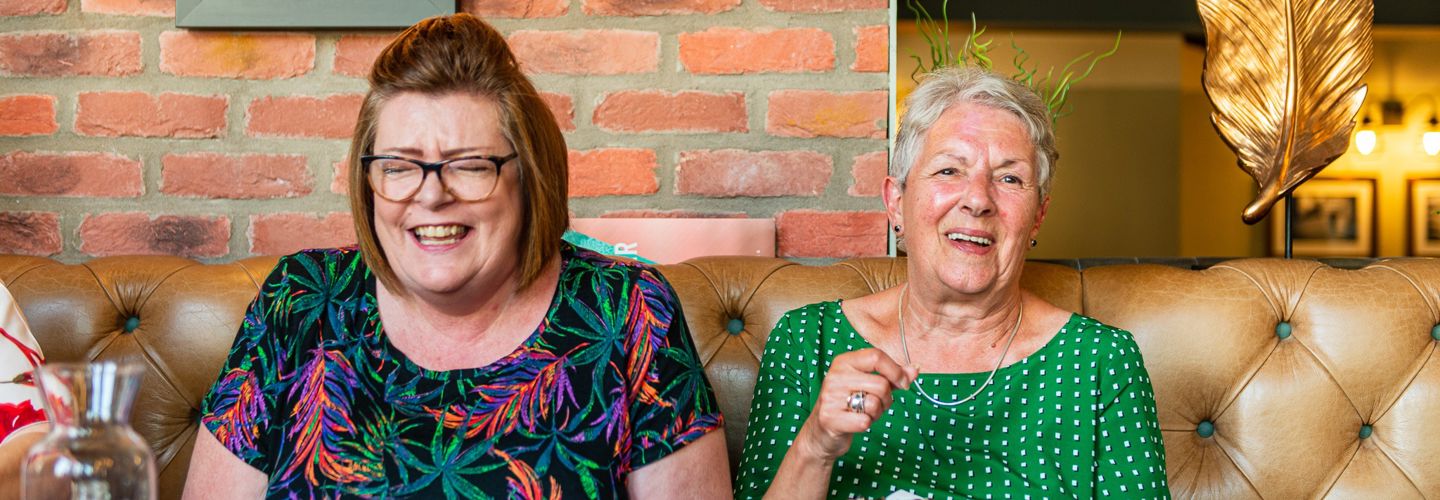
267, 247, 367, 282
765, 301, 849, 349
778, 301, 845, 325
1060, 313, 1147, 362
564, 242, 660, 280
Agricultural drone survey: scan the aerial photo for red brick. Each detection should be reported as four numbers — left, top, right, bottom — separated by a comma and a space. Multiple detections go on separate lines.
759, 0, 885, 12
680, 28, 833, 74
0, 95, 57, 136
583, 0, 738, 15
600, 210, 746, 218
0, 31, 140, 76
162, 153, 312, 199
853, 25, 887, 72
249, 213, 357, 255
0, 151, 143, 197
331, 160, 350, 195
462, 0, 566, 17
333, 34, 393, 77
79, 213, 230, 258
848, 151, 887, 196
159, 31, 314, 79
76, 91, 227, 138
569, 149, 658, 197
0, 0, 65, 15
508, 30, 658, 75
676, 149, 831, 197
594, 91, 746, 133
0, 212, 61, 256
776, 210, 886, 258
246, 94, 362, 139
767, 90, 886, 139
81, 0, 174, 16
540, 92, 575, 132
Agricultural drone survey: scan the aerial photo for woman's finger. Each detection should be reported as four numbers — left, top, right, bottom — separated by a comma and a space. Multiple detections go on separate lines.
834, 348, 913, 389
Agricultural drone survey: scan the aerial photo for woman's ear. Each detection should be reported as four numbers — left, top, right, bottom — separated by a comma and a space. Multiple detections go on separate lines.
1031, 194, 1050, 239
883, 176, 904, 230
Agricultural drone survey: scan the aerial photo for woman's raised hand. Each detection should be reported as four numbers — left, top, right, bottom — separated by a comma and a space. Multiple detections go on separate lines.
796, 348, 919, 462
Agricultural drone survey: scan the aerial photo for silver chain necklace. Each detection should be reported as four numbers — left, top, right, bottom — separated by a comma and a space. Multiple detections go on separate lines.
896, 284, 1024, 407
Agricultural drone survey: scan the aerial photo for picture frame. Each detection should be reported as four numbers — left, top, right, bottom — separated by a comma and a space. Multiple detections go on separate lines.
1268, 177, 1376, 257
1406, 177, 1440, 256
176, 0, 454, 29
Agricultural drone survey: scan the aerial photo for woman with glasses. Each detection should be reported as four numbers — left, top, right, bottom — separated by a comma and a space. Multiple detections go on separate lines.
734, 67, 1170, 499
184, 14, 729, 499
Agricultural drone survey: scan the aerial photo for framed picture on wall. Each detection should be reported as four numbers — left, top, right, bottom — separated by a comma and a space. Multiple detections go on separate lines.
1268, 177, 1376, 257
1406, 177, 1440, 256
177, 0, 453, 29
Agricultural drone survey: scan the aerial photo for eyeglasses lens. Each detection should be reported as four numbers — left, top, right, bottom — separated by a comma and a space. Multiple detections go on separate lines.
368, 158, 499, 201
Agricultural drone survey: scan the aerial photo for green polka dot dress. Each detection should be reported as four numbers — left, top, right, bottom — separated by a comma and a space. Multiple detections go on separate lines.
734, 301, 1170, 499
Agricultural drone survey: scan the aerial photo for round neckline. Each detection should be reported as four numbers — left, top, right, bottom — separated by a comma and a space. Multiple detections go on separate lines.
831, 300, 1078, 378
369, 247, 572, 378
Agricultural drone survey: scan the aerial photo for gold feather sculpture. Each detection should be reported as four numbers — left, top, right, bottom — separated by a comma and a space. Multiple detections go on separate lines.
1198, 0, 1373, 224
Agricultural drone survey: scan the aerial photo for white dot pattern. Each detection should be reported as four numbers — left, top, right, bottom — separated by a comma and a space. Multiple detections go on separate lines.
734, 301, 1170, 499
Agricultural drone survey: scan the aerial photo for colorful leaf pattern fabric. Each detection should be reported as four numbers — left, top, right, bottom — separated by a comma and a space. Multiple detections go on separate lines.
201, 243, 722, 498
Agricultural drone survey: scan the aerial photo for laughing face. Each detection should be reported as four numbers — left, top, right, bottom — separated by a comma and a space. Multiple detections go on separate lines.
886, 101, 1049, 299
371, 91, 523, 299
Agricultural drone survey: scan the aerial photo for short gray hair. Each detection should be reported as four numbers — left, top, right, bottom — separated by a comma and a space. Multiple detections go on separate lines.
891, 66, 1059, 197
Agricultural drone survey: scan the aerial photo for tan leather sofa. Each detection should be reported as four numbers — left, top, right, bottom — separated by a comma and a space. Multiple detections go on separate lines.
2, 254, 1437, 498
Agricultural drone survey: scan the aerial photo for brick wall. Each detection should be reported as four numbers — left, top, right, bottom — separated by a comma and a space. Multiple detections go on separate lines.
0, 0, 889, 261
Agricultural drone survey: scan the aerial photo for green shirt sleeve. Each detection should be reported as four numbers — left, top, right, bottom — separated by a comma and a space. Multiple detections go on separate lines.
733, 309, 819, 500
1093, 332, 1171, 498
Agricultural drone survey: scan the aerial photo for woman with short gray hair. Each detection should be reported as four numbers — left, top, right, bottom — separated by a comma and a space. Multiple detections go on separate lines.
734, 66, 1169, 499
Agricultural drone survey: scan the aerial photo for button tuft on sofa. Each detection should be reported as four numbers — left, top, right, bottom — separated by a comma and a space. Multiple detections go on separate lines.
1197, 420, 1215, 438
1359, 424, 1373, 439
1432, 324, 1440, 341
726, 318, 744, 335
1275, 321, 1292, 339
123, 316, 140, 333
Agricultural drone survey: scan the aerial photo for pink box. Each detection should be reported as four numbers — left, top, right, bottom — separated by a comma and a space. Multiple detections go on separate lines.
569, 218, 776, 264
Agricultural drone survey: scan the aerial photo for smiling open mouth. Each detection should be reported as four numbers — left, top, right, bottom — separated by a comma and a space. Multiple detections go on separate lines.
947, 232, 993, 247
411, 224, 471, 246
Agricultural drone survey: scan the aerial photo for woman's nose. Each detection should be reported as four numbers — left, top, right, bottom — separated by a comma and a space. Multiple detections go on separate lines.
960, 173, 995, 216
412, 170, 454, 207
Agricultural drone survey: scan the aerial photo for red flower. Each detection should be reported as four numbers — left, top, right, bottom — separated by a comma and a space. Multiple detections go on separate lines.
0, 400, 46, 442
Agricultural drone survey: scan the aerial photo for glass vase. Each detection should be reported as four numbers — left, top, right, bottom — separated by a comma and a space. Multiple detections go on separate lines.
21, 361, 157, 500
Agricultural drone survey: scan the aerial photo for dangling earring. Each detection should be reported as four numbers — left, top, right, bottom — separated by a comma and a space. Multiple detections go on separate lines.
1030, 239, 1038, 248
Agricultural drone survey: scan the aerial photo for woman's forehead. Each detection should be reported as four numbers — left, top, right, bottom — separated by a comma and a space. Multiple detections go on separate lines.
922, 104, 1033, 161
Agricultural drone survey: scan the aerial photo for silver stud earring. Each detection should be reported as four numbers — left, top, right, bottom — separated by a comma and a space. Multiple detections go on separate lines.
893, 225, 901, 233
1030, 239, 1038, 248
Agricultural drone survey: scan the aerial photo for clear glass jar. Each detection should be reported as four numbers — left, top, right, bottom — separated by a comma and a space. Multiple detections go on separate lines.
22, 361, 156, 500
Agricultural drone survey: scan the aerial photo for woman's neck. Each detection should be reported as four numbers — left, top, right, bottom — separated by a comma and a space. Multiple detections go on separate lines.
378, 255, 560, 347
899, 280, 1025, 346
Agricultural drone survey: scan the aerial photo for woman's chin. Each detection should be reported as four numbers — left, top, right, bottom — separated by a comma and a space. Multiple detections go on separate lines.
401, 277, 470, 297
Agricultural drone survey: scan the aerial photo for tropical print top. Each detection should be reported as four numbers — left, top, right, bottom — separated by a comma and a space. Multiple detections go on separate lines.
200, 243, 723, 498
0, 281, 46, 444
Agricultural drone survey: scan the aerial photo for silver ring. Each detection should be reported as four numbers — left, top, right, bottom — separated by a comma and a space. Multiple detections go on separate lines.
846, 391, 867, 413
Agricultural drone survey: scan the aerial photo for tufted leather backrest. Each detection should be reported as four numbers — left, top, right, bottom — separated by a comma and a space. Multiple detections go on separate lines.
1, 254, 1436, 498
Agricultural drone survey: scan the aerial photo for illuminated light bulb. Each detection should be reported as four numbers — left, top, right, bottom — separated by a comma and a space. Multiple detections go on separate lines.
1427, 116, 1440, 156
1356, 130, 1377, 155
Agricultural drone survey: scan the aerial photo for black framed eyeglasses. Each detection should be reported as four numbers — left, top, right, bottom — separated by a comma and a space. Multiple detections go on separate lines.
361, 153, 517, 202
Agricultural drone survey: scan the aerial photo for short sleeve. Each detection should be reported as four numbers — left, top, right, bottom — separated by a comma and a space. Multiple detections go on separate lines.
625, 267, 724, 469
199, 256, 292, 470
1094, 331, 1170, 498
733, 309, 820, 500
0, 282, 46, 444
